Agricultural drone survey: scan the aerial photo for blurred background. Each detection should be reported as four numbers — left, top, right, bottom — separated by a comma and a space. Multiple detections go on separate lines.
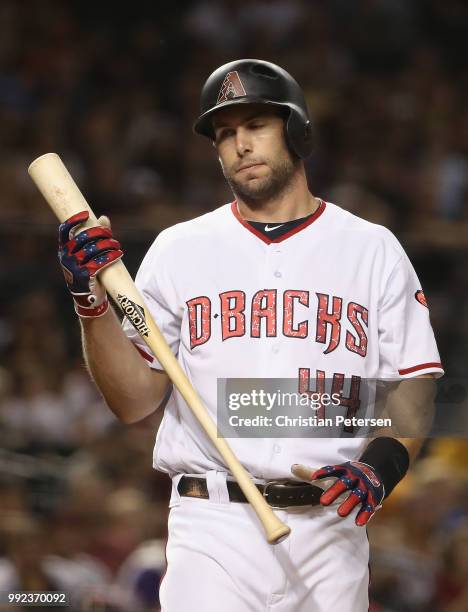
0, 1, 467, 610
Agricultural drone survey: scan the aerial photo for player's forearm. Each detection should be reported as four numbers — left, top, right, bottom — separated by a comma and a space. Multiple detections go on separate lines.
394, 437, 424, 463
396, 375, 436, 463
80, 306, 169, 423
374, 374, 436, 441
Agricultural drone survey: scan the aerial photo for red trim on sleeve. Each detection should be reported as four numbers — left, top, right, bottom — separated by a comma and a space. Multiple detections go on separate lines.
136, 345, 154, 363
398, 362, 443, 375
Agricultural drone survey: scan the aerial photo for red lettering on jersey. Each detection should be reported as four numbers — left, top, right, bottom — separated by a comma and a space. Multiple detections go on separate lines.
220, 291, 246, 340
283, 290, 309, 338
298, 369, 361, 426
315, 293, 342, 354
187, 296, 211, 349
298, 368, 326, 419
331, 373, 361, 433
345, 302, 369, 357
251, 289, 277, 337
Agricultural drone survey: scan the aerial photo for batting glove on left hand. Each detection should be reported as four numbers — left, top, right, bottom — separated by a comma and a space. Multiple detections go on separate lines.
292, 461, 384, 526
58, 211, 123, 317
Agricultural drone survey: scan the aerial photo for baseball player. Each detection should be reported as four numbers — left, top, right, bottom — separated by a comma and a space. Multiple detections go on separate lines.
58, 60, 443, 611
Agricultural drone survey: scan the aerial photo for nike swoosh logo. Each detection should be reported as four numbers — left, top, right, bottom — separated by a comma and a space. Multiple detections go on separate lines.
265, 224, 285, 232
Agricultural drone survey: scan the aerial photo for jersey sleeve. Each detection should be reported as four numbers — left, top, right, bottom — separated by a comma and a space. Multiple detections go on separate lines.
378, 252, 444, 379
122, 235, 182, 371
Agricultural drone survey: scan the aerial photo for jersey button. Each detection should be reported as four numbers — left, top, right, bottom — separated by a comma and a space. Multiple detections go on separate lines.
272, 344, 280, 354
273, 444, 281, 453
274, 270, 282, 278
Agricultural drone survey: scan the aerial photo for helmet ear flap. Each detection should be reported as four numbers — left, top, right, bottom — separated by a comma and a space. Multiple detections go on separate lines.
304, 121, 313, 144
284, 109, 314, 159
303, 120, 315, 154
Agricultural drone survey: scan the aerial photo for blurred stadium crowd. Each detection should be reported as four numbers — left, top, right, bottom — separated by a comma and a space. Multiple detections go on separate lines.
0, 1, 467, 610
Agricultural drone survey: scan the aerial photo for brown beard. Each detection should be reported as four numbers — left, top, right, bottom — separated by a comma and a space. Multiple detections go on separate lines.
223, 154, 300, 208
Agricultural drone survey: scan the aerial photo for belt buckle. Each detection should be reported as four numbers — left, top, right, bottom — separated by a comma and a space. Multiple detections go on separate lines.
263, 479, 293, 509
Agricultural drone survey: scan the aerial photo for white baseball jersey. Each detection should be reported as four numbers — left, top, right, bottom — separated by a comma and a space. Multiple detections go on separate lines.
123, 200, 443, 480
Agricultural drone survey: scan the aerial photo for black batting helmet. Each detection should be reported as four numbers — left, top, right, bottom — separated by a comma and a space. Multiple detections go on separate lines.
193, 59, 313, 159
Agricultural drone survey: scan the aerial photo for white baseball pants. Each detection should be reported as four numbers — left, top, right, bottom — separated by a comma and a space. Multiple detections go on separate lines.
159, 472, 369, 612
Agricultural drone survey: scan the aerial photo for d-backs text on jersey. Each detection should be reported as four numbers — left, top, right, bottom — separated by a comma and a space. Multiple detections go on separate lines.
187, 290, 368, 356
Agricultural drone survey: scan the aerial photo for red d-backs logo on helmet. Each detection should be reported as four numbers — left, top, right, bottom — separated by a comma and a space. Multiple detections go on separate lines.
415, 290, 428, 308
217, 71, 247, 104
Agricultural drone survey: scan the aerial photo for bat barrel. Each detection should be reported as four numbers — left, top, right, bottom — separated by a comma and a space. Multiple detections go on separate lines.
28, 153, 97, 224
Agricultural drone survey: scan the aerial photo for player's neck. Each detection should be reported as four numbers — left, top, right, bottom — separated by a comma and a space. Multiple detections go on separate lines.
235, 171, 318, 223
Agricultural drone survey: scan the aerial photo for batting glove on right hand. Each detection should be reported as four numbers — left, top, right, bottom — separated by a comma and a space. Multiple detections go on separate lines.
58, 211, 123, 317
292, 461, 385, 526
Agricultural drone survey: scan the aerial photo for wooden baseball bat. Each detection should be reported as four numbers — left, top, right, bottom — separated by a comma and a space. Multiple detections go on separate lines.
28, 152, 290, 545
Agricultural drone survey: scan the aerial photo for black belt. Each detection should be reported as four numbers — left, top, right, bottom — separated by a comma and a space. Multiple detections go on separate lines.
177, 476, 323, 509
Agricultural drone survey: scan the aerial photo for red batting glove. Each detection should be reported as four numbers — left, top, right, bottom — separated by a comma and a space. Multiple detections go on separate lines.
292, 461, 385, 526
58, 211, 123, 317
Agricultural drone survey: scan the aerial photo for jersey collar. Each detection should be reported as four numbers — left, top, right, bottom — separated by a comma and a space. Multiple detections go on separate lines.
230, 199, 326, 244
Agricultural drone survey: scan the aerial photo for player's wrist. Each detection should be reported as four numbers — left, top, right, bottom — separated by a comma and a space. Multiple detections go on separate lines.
358, 437, 409, 499
72, 292, 109, 318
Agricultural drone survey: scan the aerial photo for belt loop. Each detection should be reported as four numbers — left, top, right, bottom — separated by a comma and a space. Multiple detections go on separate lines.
206, 470, 229, 504
169, 473, 184, 508
206, 470, 219, 503
216, 471, 229, 504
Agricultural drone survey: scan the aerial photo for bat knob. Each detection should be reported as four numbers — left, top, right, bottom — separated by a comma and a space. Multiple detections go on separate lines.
268, 523, 291, 545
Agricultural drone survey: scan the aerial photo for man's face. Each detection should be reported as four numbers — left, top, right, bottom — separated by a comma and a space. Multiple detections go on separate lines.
212, 104, 299, 206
